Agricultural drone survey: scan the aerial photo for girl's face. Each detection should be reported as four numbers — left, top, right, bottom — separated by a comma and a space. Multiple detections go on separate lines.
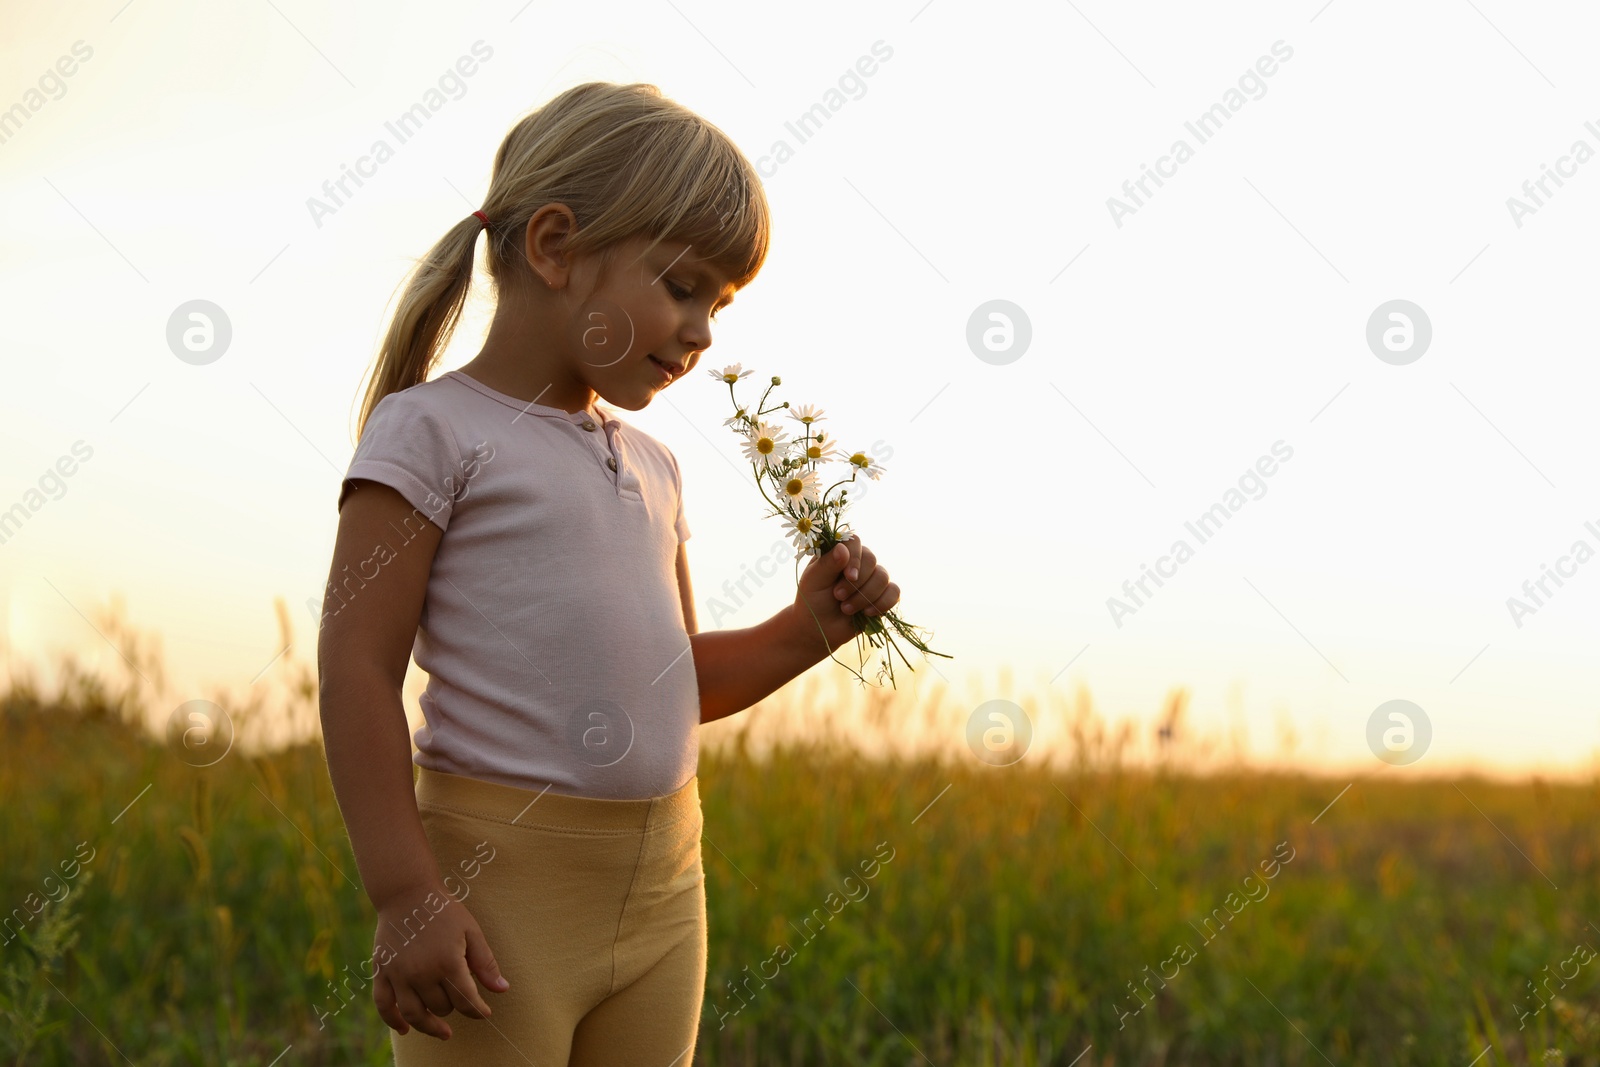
565, 235, 737, 410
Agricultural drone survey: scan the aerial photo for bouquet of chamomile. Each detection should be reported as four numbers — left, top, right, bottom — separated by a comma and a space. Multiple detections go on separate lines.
708, 363, 951, 688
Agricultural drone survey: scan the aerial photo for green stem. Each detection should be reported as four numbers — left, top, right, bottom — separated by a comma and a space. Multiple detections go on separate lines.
723, 377, 952, 687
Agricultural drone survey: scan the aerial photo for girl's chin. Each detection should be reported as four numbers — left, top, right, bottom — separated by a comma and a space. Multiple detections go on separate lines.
598, 387, 650, 411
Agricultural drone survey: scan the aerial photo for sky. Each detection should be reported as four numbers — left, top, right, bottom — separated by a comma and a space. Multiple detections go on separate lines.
2, 0, 1598, 778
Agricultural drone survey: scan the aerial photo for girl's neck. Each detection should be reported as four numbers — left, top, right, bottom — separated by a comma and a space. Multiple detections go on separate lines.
458, 352, 597, 416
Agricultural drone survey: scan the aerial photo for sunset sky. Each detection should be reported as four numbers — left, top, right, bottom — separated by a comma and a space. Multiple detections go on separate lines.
3, 0, 1598, 776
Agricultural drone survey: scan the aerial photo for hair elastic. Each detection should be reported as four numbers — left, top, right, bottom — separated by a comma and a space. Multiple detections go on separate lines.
472, 210, 489, 228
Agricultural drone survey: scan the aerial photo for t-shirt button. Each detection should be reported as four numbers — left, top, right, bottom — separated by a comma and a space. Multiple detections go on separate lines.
581, 420, 597, 431
606, 457, 618, 471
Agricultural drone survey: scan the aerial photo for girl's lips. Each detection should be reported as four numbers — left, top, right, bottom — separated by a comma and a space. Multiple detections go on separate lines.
648, 355, 675, 382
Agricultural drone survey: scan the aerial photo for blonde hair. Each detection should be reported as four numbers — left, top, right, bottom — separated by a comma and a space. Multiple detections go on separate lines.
354, 81, 771, 438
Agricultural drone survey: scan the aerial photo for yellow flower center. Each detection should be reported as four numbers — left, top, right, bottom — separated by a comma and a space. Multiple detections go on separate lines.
784, 477, 804, 497
806, 444, 823, 460
757, 437, 774, 454
796, 516, 814, 533
850, 452, 868, 468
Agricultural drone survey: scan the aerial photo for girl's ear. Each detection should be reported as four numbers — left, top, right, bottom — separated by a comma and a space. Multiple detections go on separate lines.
524, 203, 578, 288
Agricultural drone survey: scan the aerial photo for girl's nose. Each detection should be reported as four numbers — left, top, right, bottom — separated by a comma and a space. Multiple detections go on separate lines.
682, 318, 712, 351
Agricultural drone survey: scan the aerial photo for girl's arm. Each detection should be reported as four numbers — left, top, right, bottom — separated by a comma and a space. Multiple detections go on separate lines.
681, 538, 900, 723
317, 479, 450, 908
689, 606, 826, 724
678, 543, 813, 722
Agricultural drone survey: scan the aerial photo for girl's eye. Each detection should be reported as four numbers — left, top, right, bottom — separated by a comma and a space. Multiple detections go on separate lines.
667, 280, 721, 321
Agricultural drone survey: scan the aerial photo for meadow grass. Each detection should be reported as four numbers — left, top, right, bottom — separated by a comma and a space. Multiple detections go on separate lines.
2, 605, 1599, 1065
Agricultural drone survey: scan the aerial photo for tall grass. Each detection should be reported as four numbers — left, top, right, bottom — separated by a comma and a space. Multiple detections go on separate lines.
2, 601, 1598, 1064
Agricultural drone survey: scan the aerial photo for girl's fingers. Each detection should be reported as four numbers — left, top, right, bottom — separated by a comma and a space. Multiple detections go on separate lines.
394, 983, 451, 1040
834, 547, 879, 599
443, 970, 492, 1020
842, 570, 891, 614
374, 974, 408, 1034
417, 980, 455, 1020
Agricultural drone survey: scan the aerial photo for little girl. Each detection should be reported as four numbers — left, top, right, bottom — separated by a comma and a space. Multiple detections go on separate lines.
316, 81, 902, 1066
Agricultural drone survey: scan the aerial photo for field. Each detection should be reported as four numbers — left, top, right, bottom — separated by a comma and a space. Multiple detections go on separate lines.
2, 606, 1599, 1065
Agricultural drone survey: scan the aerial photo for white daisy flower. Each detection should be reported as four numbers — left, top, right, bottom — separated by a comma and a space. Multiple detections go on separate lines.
798, 435, 839, 464
740, 421, 789, 469
781, 509, 822, 554
723, 406, 751, 429
708, 363, 753, 384
846, 450, 886, 481
775, 467, 820, 507
787, 403, 826, 427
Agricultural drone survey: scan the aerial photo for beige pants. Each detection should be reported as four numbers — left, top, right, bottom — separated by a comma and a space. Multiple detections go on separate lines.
391, 766, 707, 1066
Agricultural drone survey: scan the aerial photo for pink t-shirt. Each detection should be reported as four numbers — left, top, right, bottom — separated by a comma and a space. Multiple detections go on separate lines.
334, 369, 699, 800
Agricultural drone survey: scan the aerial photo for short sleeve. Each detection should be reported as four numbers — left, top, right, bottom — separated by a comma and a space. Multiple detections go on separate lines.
338, 391, 464, 532
669, 447, 690, 543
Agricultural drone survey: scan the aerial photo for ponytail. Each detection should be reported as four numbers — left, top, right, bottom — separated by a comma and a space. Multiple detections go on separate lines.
354, 215, 484, 440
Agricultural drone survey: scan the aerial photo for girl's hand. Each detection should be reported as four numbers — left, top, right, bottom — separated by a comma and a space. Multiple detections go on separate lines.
793, 534, 902, 653
372, 884, 509, 1040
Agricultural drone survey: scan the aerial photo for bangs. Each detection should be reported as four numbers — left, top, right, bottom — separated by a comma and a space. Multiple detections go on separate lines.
667, 169, 768, 293
626, 125, 770, 294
